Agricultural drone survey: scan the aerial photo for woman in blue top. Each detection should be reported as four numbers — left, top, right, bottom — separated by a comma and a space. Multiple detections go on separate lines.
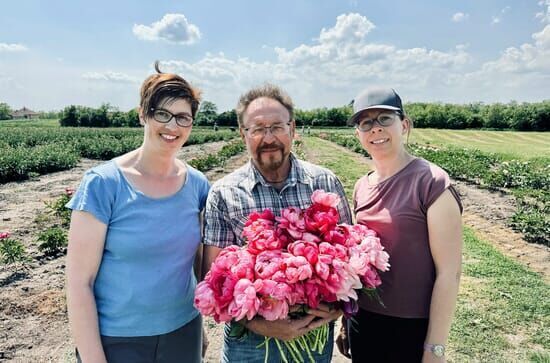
66, 62, 210, 363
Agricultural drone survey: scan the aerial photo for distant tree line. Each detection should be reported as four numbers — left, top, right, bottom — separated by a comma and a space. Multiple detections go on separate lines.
25, 99, 549, 131
60, 104, 140, 127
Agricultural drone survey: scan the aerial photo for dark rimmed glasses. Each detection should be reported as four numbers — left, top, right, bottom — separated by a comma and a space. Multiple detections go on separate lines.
356, 112, 401, 132
150, 108, 193, 127
243, 122, 291, 138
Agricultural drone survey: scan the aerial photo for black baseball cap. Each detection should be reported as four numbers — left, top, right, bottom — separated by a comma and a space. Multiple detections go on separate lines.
347, 87, 404, 126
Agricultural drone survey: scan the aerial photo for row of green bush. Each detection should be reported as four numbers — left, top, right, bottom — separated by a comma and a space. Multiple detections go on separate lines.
0, 129, 236, 183
319, 133, 549, 246
188, 140, 245, 171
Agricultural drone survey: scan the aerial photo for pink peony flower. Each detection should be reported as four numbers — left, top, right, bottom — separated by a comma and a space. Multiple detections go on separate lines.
255, 250, 287, 280
311, 190, 341, 209
304, 204, 339, 234
230, 249, 256, 280
284, 255, 313, 283
258, 296, 289, 321
276, 207, 306, 239
357, 236, 390, 272
361, 268, 382, 289
287, 240, 319, 265
255, 279, 291, 320
194, 281, 217, 316
0, 231, 10, 239
228, 279, 260, 321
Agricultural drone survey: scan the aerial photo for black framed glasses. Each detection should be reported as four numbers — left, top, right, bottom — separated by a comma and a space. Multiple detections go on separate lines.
243, 122, 291, 138
150, 108, 193, 127
356, 112, 400, 132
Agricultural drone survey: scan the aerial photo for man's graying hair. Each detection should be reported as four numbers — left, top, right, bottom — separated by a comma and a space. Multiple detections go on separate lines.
236, 84, 294, 126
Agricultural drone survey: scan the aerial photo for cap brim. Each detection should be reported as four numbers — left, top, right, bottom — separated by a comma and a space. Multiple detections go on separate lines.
347, 105, 401, 126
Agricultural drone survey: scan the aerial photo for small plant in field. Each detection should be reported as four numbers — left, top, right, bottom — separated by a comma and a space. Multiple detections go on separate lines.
45, 188, 74, 227
37, 227, 68, 256
0, 232, 29, 267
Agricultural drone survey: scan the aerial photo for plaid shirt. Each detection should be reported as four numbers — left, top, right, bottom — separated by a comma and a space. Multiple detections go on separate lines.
203, 153, 353, 248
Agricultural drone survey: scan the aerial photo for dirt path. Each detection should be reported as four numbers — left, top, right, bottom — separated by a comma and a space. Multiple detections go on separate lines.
1, 136, 548, 362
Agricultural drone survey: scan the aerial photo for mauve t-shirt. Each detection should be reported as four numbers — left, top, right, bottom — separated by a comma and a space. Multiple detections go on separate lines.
354, 157, 462, 318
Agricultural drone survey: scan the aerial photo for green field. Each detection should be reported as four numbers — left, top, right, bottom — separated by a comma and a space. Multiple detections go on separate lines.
316, 128, 550, 159
0, 118, 59, 127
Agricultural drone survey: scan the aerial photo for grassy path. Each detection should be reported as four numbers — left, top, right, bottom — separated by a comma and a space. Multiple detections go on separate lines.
302, 136, 550, 362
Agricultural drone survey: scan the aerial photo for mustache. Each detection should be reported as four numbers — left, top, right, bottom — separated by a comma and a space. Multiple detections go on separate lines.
257, 142, 284, 152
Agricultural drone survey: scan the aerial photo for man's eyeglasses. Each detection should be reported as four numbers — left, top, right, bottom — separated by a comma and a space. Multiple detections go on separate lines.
243, 122, 291, 138
356, 113, 401, 132
150, 108, 193, 127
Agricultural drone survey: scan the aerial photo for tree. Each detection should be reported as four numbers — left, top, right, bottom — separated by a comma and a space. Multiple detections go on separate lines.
195, 101, 218, 126
0, 102, 12, 120
59, 105, 79, 127
215, 110, 237, 127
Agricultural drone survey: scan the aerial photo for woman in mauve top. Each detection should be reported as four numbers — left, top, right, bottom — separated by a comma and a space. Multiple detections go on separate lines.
336, 88, 463, 363
66, 62, 209, 363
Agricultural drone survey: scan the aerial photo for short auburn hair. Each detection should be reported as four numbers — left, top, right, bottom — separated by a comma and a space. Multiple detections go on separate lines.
140, 61, 201, 119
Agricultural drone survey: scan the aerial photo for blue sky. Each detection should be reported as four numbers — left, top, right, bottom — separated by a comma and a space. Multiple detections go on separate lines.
1, 0, 549, 112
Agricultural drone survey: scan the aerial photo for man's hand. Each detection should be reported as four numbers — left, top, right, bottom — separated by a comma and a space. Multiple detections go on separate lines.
335, 318, 351, 359
247, 314, 317, 341
246, 303, 342, 341
305, 303, 342, 330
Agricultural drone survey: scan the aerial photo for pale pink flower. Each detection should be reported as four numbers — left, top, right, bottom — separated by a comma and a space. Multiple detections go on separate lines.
228, 279, 260, 321
194, 281, 217, 316
255, 250, 286, 280
311, 190, 341, 209
284, 255, 313, 283
258, 296, 289, 321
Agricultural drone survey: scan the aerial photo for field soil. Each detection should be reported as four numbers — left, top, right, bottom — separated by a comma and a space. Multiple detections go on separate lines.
1, 138, 548, 362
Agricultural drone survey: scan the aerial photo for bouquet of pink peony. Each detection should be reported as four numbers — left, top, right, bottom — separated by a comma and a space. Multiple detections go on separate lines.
195, 190, 390, 362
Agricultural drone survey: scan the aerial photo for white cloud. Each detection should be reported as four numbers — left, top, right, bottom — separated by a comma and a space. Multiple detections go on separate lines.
536, 0, 550, 23
156, 13, 475, 109
82, 71, 138, 83
0, 43, 28, 52
133, 14, 201, 45
452, 12, 469, 22
491, 6, 511, 25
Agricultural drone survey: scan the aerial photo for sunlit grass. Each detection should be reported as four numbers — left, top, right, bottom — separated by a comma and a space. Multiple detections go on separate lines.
314, 128, 550, 159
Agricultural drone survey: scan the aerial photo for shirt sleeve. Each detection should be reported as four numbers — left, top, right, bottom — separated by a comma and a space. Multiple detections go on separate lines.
199, 176, 211, 211
203, 187, 236, 248
65, 170, 113, 225
421, 166, 463, 214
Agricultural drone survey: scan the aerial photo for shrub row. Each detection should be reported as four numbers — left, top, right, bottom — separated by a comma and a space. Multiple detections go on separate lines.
319, 133, 549, 246
188, 140, 245, 172
0, 128, 236, 183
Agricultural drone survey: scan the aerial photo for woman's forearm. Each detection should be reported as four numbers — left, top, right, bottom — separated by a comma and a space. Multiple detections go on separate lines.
424, 271, 461, 345
67, 284, 107, 363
